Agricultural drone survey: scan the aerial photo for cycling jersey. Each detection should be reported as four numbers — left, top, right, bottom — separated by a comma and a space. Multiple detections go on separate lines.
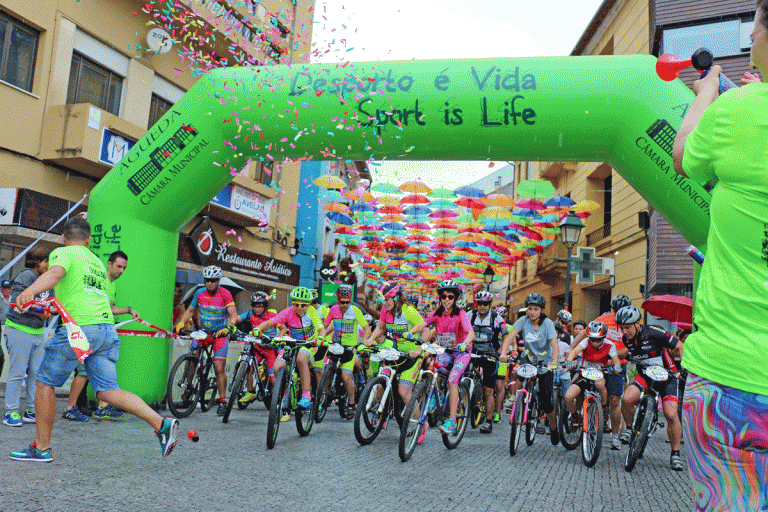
577, 339, 618, 368
512, 316, 557, 364
623, 324, 679, 371
271, 306, 322, 342
379, 304, 424, 352
240, 309, 278, 338
594, 312, 626, 353
324, 304, 368, 346
190, 286, 235, 333
470, 309, 509, 352
424, 308, 472, 348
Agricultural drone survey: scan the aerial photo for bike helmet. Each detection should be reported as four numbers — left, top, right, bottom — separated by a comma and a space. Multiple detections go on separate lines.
202, 265, 222, 279
251, 291, 269, 305
587, 320, 608, 339
336, 285, 353, 299
524, 293, 546, 308
610, 294, 632, 311
290, 286, 314, 304
436, 279, 460, 296
557, 309, 572, 323
615, 305, 642, 325
475, 291, 493, 303
380, 281, 401, 298
406, 294, 419, 306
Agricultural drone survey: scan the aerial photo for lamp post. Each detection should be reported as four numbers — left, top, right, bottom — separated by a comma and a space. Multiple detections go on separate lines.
483, 265, 495, 291
559, 211, 585, 312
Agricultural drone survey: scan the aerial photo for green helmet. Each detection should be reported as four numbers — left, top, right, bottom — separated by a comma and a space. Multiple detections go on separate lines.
290, 286, 314, 303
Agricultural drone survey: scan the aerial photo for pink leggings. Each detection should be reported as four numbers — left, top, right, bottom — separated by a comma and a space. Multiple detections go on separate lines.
435, 351, 471, 385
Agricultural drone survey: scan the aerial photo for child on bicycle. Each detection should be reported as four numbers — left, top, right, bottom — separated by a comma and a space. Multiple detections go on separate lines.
239, 291, 280, 404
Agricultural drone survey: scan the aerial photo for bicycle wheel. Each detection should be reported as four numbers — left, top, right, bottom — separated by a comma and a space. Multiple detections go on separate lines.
198, 358, 218, 412
354, 376, 389, 445
262, 377, 273, 410
167, 354, 200, 418
266, 367, 288, 449
393, 386, 405, 428
295, 371, 316, 437
469, 379, 484, 429
559, 399, 581, 451
313, 364, 335, 424
509, 393, 525, 456
624, 395, 654, 472
222, 361, 248, 424
581, 396, 604, 468
525, 396, 539, 446
442, 381, 470, 449
398, 380, 429, 462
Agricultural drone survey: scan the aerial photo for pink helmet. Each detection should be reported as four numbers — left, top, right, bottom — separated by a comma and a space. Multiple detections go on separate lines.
380, 282, 401, 298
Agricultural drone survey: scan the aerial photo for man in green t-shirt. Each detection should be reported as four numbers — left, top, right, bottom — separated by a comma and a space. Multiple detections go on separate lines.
10, 218, 178, 462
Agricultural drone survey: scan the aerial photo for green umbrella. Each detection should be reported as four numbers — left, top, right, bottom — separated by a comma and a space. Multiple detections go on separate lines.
516, 179, 556, 200
371, 183, 403, 195
428, 187, 458, 199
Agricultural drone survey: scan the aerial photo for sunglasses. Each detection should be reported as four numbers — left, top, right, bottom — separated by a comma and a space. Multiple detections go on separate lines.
339, 300, 351, 305
477, 301, 491, 306
252, 303, 265, 307
440, 294, 456, 300
204, 278, 218, 283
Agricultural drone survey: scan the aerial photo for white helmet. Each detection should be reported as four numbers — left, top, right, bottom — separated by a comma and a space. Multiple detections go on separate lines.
557, 309, 572, 323
202, 265, 222, 279
474, 291, 493, 303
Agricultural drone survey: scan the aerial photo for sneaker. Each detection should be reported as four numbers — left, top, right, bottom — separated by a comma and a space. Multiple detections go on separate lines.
280, 412, 291, 422
61, 406, 89, 422
493, 413, 501, 423
297, 397, 312, 410
611, 435, 622, 450
10, 442, 52, 462
239, 391, 259, 404
550, 427, 560, 446
3, 411, 22, 427
345, 404, 356, 420
480, 421, 493, 434
22, 410, 36, 424
93, 404, 124, 420
216, 401, 227, 417
620, 430, 632, 444
417, 423, 427, 444
670, 452, 684, 471
438, 418, 456, 435
155, 418, 179, 457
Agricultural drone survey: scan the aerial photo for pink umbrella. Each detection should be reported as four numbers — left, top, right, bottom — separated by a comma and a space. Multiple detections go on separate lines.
400, 194, 432, 205
405, 222, 431, 230
642, 295, 693, 325
516, 198, 546, 210
429, 209, 459, 219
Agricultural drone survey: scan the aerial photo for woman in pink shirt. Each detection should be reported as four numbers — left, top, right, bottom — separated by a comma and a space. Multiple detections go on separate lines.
412, 280, 474, 435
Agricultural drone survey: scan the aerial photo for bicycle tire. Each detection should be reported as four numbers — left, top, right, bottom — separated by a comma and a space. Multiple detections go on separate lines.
399, 380, 429, 462
314, 364, 335, 424
525, 395, 538, 446
354, 376, 389, 445
262, 377, 273, 410
559, 399, 581, 451
581, 396, 604, 468
469, 378, 484, 429
167, 353, 200, 418
266, 367, 288, 449
624, 395, 654, 472
223, 361, 247, 423
198, 357, 218, 412
509, 392, 525, 456
393, 386, 405, 428
442, 381, 470, 449
295, 371, 315, 437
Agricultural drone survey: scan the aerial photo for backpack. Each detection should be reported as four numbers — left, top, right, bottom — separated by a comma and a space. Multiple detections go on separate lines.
471, 309, 502, 349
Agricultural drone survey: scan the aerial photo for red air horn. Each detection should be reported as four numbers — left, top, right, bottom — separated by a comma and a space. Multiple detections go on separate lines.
656, 48, 736, 92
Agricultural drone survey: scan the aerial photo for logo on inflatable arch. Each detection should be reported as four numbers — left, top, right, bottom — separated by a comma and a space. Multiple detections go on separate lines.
185, 216, 218, 266
197, 228, 214, 256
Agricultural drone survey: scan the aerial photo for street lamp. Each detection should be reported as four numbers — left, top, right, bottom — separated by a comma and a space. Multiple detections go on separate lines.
559, 211, 584, 312
483, 265, 495, 291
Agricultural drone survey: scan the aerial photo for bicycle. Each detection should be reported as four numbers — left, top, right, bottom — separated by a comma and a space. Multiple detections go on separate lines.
624, 360, 677, 472
558, 365, 582, 451
166, 330, 220, 418
564, 364, 612, 467
221, 330, 273, 423
265, 335, 318, 449
466, 353, 488, 429
353, 344, 408, 446
508, 360, 551, 456
398, 344, 470, 462
312, 343, 366, 423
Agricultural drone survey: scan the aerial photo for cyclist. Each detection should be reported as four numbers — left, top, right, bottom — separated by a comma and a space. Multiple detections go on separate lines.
499, 293, 560, 445
256, 286, 323, 415
174, 265, 239, 416
362, 282, 426, 421
320, 285, 371, 419
564, 320, 623, 449
615, 305, 684, 471
238, 291, 279, 404
469, 291, 512, 434
411, 280, 474, 435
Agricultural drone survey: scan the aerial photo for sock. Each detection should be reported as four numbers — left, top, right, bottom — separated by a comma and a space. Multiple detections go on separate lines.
302, 391, 311, 400
219, 398, 227, 403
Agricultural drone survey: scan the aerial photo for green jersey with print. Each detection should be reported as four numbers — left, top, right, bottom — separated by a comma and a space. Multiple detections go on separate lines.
682, 83, 768, 396
107, 278, 116, 305
49, 245, 114, 326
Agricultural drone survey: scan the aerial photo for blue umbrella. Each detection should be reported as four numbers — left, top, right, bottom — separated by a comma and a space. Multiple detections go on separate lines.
350, 201, 376, 212
430, 198, 458, 209
318, 190, 345, 202
403, 205, 433, 215
512, 208, 539, 217
326, 212, 353, 226
543, 196, 577, 208
453, 185, 486, 198
381, 222, 406, 231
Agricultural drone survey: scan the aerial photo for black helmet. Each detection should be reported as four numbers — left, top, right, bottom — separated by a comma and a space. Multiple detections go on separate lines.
587, 320, 607, 339
615, 305, 642, 325
251, 291, 269, 305
610, 294, 632, 311
524, 293, 546, 308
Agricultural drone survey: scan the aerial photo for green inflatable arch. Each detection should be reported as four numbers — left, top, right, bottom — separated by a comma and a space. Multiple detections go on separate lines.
89, 55, 707, 402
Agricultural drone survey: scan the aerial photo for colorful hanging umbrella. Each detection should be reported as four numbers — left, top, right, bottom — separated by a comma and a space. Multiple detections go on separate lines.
334, 225, 359, 235
323, 202, 351, 214
481, 206, 513, 220
428, 187, 458, 199
453, 185, 486, 198
345, 189, 375, 202
455, 197, 485, 209
349, 202, 376, 212
380, 214, 406, 223
429, 209, 459, 219
326, 212, 353, 225
574, 199, 601, 213
313, 175, 346, 189
405, 222, 431, 230
403, 205, 433, 215
318, 189, 345, 202
400, 194, 432, 205
516, 179, 555, 199
376, 195, 402, 206
430, 198, 458, 209
544, 196, 577, 208
481, 193, 516, 207
370, 183, 402, 194
399, 180, 432, 194
516, 198, 547, 211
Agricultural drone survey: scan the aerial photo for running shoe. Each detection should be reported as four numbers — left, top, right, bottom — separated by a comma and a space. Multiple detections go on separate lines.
93, 404, 124, 420
480, 421, 493, 434
155, 418, 179, 457
3, 411, 22, 427
216, 401, 227, 416
239, 391, 259, 404
493, 413, 501, 423
280, 412, 290, 422
61, 406, 89, 422
611, 435, 622, 450
297, 397, 312, 410
670, 453, 684, 471
620, 430, 632, 444
417, 423, 427, 444
438, 418, 456, 435
10, 442, 52, 462
22, 410, 36, 424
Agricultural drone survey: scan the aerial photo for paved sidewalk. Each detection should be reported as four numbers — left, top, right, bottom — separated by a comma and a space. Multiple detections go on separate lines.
0, 393, 693, 512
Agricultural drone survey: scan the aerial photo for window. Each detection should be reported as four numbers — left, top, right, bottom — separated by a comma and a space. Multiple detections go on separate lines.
254, 161, 273, 186
526, 161, 532, 181
603, 175, 612, 227
521, 261, 527, 278
67, 53, 123, 115
0, 12, 39, 92
662, 18, 753, 58
148, 94, 173, 128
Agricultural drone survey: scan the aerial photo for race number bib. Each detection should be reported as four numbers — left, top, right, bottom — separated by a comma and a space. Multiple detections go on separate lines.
434, 332, 456, 347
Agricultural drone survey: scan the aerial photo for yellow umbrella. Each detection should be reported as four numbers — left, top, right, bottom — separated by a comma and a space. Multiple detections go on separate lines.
376, 195, 401, 206
481, 193, 516, 207
574, 199, 601, 213
313, 175, 346, 189
398, 180, 433, 194
480, 206, 513, 220
323, 202, 351, 214
345, 189, 375, 202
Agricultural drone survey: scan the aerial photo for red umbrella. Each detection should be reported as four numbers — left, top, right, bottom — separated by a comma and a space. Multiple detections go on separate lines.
400, 194, 432, 205
642, 295, 693, 325
454, 197, 485, 209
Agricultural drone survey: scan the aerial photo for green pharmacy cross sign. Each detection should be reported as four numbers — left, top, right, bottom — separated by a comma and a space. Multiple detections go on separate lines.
570, 247, 614, 285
